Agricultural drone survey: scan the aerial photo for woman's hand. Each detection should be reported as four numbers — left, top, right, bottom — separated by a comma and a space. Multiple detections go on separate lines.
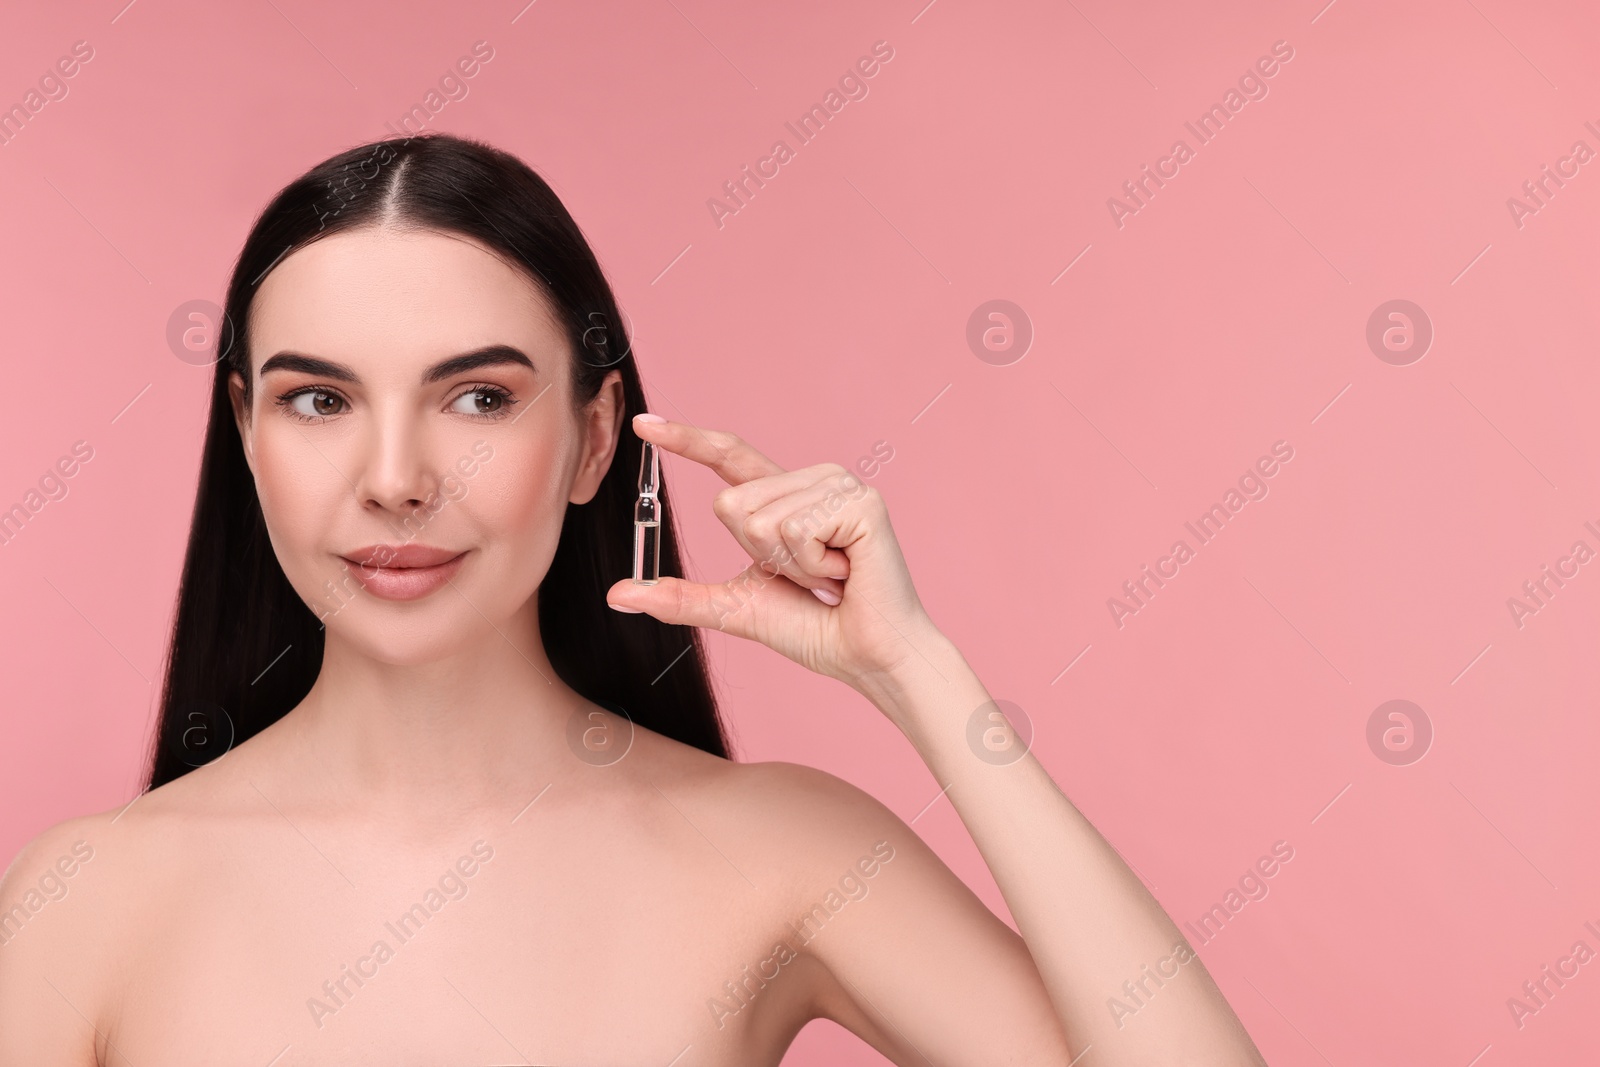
605, 414, 942, 693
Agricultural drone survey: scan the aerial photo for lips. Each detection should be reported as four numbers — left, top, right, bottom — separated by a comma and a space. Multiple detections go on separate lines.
342, 544, 464, 570
338, 544, 468, 602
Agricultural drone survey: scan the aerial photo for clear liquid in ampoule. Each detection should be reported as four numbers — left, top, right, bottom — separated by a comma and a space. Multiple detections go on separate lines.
633, 520, 660, 585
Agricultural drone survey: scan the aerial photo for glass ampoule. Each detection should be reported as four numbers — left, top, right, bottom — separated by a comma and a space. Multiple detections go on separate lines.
632, 439, 661, 585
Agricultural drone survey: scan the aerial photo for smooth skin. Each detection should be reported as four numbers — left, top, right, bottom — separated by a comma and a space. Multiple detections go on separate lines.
0, 226, 1265, 1066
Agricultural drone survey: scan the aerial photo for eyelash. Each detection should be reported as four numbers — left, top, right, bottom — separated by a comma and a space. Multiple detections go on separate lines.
272, 383, 519, 423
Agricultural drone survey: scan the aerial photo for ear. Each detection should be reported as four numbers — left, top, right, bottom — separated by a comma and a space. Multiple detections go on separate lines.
570, 370, 625, 505
227, 370, 257, 477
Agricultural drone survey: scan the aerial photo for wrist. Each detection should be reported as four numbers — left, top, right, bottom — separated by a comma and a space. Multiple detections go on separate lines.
846, 624, 981, 733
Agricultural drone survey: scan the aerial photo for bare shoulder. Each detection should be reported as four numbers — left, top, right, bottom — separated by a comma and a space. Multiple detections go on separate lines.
719, 759, 909, 855
639, 742, 935, 934
646, 743, 1072, 1061
631, 716, 890, 822
0, 808, 115, 945
636, 733, 910, 869
0, 805, 139, 1064
0, 767, 230, 970
719, 758, 896, 818
716, 760, 922, 924
0, 753, 282, 1060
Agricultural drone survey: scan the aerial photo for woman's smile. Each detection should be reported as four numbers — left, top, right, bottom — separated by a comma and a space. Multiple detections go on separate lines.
339, 543, 470, 601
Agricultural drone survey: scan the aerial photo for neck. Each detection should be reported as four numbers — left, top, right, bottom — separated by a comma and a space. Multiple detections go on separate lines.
280, 604, 582, 817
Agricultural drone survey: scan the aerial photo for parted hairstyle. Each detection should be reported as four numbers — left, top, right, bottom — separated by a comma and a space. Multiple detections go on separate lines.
144, 131, 730, 790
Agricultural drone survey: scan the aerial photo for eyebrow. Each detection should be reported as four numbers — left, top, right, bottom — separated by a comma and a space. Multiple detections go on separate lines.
257, 344, 537, 385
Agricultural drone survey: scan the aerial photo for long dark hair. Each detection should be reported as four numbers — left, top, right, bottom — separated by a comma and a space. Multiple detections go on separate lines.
144, 132, 731, 790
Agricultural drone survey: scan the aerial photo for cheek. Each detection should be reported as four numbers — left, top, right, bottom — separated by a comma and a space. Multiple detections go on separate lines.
251, 428, 347, 576
476, 435, 573, 548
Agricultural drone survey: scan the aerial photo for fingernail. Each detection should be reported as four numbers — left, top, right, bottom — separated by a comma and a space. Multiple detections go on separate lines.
812, 586, 841, 606
634, 412, 666, 424
610, 601, 644, 613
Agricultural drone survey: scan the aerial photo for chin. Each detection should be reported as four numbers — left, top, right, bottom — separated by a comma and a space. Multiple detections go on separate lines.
336, 613, 480, 667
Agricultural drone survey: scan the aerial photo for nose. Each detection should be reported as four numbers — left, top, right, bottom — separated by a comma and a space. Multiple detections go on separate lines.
351, 403, 436, 515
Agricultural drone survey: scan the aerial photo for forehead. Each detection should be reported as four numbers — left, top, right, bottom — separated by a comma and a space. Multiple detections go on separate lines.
250, 226, 566, 376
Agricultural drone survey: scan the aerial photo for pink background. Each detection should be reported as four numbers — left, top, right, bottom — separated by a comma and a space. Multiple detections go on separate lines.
2, 0, 1598, 1061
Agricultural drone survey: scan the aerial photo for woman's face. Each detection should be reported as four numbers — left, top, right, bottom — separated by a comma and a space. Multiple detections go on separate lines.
229, 225, 623, 664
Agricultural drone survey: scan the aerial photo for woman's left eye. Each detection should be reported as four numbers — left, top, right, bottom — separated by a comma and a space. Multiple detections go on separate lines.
450, 387, 515, 418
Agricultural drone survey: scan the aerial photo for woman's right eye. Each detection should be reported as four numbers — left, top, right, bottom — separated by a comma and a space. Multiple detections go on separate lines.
277, 389, 348, 420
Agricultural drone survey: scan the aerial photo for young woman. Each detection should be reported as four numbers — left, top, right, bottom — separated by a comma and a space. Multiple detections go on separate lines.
0, 133, 1265, 1065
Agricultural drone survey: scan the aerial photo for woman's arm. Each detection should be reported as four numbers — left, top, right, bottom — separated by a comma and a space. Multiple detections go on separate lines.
608, 415, 1265, 1063
850, 622, 1266, 1065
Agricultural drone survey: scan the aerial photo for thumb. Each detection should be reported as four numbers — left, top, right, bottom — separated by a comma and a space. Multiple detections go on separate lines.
607, 565, 809, 635
605, 575, 744, 632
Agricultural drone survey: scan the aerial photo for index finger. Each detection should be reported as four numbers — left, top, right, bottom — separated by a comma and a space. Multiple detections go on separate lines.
633, 414, 786, 487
